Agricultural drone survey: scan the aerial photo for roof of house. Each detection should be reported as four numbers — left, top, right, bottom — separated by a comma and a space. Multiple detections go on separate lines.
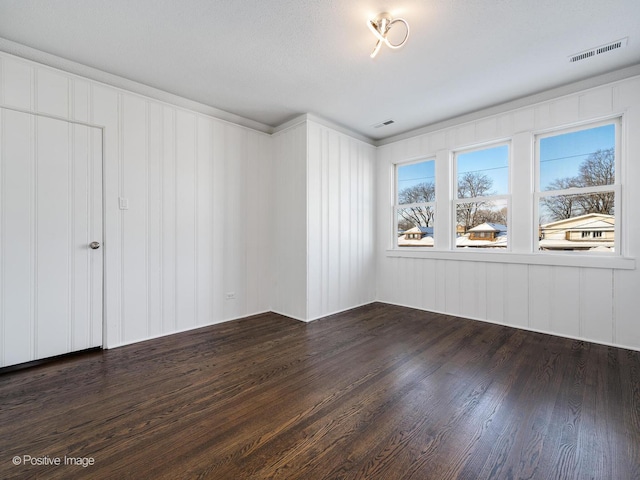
468, 223, 507, 232
541, 213, 614, 230
404, 226, 434, 235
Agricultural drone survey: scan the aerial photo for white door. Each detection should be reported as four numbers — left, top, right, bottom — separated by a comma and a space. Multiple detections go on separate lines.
0, 108, 103, 368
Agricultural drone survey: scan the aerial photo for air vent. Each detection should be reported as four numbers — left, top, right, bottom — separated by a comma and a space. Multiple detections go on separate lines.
569, 37, 628, 63
373, 119, 395, 128
570, 50, 595, 63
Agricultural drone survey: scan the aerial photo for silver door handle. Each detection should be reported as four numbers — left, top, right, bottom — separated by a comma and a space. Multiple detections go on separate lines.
89, 241, 101, 250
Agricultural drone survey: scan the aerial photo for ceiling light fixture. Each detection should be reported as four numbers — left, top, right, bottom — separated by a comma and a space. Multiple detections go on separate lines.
367, 12, 410, 58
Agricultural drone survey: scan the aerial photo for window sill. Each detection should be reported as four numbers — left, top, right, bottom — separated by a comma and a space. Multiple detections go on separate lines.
385, 248, 635, 270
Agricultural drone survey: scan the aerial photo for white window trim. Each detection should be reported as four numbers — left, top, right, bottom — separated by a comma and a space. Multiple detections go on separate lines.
385, 248, 635, 269
385, 116, 635, 270
453, 141, 511, 252
393, 158, 437, 249
534, 117, 621, 256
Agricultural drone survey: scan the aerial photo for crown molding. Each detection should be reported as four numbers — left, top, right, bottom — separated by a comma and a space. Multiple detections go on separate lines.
0, 37, 274, 134
376, 63, 640, 146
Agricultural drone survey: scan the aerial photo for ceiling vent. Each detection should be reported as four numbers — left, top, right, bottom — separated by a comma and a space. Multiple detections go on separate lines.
373, 119, 395, 128
569, 37, 628, 63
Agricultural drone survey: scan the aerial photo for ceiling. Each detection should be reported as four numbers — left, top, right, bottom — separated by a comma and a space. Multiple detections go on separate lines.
0, 0, 639, 141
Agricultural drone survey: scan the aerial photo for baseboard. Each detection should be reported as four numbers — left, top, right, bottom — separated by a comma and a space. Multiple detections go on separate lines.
105, 310, 271, 349
376, 300, 640, 352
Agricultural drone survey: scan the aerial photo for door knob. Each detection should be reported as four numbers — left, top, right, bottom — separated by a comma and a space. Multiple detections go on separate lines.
89, 241, 101, 250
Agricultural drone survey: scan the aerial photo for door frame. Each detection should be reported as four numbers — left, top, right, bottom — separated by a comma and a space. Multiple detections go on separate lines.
0, 105, 106, 356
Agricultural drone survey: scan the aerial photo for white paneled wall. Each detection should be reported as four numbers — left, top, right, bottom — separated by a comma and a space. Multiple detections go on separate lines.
307, 121, 376, 320
2, 49, 638, 356
377, 76, 640, 351
272, 119, 377, 321
271, 122, 308, 320
0, 53, 272, 349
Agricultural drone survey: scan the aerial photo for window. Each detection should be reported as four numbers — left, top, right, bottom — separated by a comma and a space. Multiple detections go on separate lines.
395, 159, 435, 247
454, 144, 509, 249
536, 121, 619, 253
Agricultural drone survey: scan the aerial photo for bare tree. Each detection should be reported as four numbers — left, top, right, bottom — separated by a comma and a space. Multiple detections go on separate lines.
474, 206, 508, 226
577, 148, 615, 186
398, 216, 416, 232
398, 182, 435, 229
575, 149, 615, 214
456, 172, 494, 230
540, 177, 579, 220
541, 148, 615, 221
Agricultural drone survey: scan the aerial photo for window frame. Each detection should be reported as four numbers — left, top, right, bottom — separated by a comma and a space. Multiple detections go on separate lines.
385, 115, 633, 270
533, 117, 621, 256
452, 141, 511, 252
393, 157, 437, 249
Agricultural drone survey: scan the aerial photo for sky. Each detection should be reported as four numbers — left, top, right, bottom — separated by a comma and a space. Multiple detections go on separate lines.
397, 159, 435, 199
397, 123, 615, 199
539, 123, 615, 190
456, 144, 509, 196
396, 146, 510, 198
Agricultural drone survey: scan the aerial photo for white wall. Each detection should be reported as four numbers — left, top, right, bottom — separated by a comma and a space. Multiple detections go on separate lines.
0, 52, 272, 348
272, 118, 377, 321
271, 122, 308, 320
307, 121, 376, 320
2, 49, 638, 354
0, 52, 377, 353
376, 76, 640, 351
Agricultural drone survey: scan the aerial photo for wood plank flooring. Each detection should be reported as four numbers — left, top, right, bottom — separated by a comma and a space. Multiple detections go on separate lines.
1, 303, 639, 479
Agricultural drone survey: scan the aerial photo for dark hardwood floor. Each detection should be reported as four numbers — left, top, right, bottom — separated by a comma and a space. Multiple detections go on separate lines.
1, 302, 639, 479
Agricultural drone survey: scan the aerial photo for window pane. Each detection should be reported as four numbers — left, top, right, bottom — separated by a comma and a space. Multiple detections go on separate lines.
397, 206, 434, 247
539, 124, 615, 191
539, 189, 615, 223
457, 145, 509, 198
456, 199, 508, 249
397, 160, 435, 205
538, 193, 615, 252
